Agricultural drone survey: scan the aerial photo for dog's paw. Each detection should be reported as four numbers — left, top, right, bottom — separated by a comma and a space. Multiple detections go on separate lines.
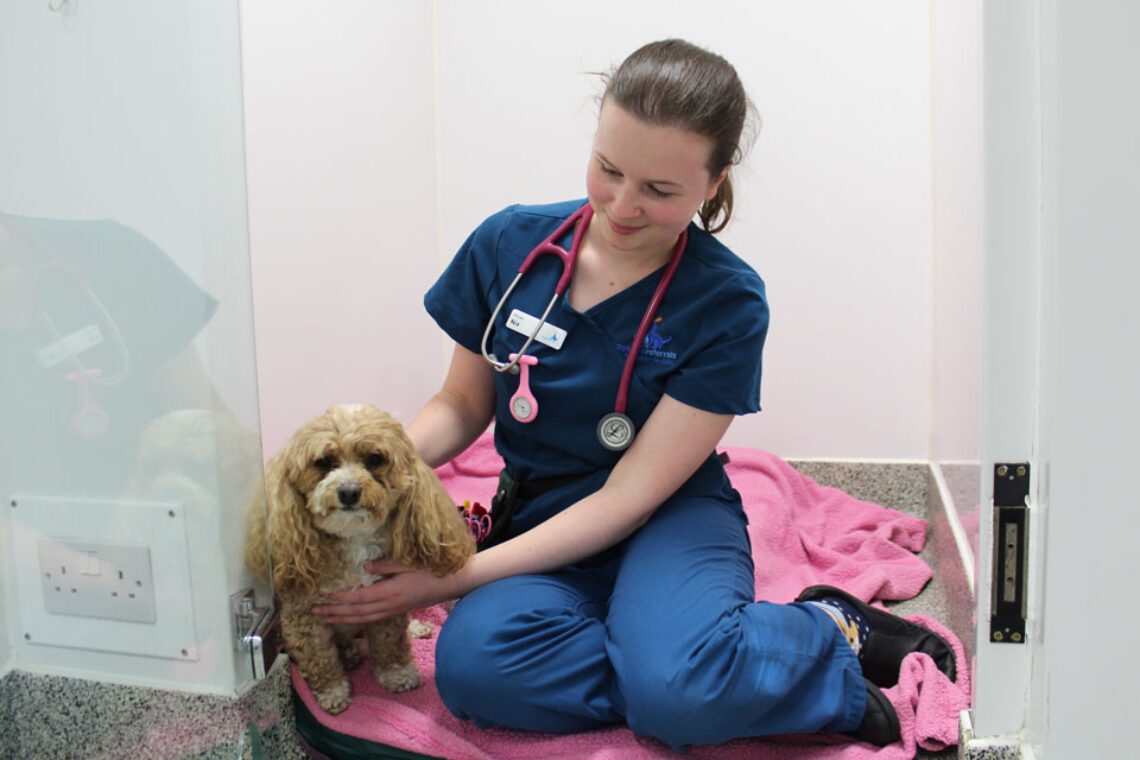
407, 619, 434, 639
373, 661, 422, 693
314, 678, 352, 714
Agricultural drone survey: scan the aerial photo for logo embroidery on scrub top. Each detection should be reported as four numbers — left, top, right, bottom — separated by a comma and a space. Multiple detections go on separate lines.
613, 317, 678, 366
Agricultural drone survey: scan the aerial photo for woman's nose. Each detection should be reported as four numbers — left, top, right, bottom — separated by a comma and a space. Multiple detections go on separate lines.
611, 184, 641, 219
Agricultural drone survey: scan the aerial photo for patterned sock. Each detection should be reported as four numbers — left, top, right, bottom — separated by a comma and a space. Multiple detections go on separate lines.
806, 597, 871, 658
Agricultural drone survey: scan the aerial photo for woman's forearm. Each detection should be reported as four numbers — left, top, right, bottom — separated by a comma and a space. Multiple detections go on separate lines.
406, 343, 496, 468
453, 395, 734, 595
406, 388, 492, 468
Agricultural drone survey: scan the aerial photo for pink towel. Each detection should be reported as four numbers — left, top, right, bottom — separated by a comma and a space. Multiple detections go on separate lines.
294, 434, 970, 759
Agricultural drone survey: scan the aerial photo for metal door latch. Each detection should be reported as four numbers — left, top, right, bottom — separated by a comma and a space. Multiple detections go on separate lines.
990, 463, 1029, 643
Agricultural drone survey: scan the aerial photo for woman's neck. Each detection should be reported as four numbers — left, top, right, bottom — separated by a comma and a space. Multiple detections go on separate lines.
567, 219, 675, 312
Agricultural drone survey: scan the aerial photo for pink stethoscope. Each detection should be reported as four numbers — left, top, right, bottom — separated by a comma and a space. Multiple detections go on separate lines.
479, 203, 687, 451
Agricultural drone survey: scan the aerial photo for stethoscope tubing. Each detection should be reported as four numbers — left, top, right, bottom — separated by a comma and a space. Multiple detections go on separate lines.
613, 226, 686, 415
480, 202, 687, 417
480, 273, 561, 376
480, 204, 592, 376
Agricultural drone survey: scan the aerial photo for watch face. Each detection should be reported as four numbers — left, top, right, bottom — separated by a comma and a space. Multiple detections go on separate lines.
511, 396, 534, 421
597, 413, 634, 451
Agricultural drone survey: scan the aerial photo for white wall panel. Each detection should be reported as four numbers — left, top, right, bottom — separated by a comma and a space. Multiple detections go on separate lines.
436, 0, 937, 459
245, 0, 980, 461
931, 0, 983, 466
241, 0, 440, 457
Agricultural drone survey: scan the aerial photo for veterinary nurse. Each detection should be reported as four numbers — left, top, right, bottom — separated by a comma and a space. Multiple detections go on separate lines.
317, 39, 955, 748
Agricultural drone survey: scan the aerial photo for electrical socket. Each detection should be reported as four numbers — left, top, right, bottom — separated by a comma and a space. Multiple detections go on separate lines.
11, 494, 197, 659
37, 539, 157, 624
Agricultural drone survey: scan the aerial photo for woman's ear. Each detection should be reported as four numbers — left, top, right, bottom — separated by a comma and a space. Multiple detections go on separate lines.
706, 165, 730, 201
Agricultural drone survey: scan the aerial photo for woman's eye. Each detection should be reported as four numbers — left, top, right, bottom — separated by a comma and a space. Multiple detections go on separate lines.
364, 453, 386, 469
314, 456, 336, 471
648, 185, 673, 198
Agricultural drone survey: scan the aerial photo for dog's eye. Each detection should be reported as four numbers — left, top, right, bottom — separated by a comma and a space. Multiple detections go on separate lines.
314, 456, 337, 472
364, 453, 386, 469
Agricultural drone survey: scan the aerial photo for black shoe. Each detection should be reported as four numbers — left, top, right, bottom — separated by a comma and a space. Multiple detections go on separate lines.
797, 585, 957, 688
845, 679, 901, 746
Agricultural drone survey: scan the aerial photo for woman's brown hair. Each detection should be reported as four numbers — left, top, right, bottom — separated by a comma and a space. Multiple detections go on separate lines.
601, 39, 757, 233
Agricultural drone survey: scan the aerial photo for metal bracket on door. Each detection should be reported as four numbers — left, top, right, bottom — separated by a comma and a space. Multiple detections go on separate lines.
231, 587, 280, 679
990, 463, 1029, 643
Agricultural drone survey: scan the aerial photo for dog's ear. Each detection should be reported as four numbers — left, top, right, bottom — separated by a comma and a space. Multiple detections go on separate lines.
388, 454, 475, 575
245, 451, 337, 597
243, 464, 275, 585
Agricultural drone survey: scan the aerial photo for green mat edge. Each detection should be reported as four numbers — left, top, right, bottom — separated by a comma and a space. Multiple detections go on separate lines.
293, 689, 446, 760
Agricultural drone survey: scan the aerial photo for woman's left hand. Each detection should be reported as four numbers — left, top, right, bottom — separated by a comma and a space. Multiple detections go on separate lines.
312, 559, 462, 625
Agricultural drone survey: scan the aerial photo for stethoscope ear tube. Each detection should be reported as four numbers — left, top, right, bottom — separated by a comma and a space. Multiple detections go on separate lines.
480, 271, 525, 373
481, 205, 589, 375
480, 273, 561, 377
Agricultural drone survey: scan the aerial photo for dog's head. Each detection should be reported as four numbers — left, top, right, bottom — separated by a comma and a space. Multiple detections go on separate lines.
283, 404, 417, 539
245, 404, 473, 595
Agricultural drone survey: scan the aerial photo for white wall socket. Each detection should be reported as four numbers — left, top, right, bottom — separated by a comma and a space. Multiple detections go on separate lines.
37, 539, 157, 623
9, 493, 198, 660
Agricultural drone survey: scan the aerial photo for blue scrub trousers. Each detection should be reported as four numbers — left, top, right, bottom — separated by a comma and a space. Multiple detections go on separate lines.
435, 487, 867, 749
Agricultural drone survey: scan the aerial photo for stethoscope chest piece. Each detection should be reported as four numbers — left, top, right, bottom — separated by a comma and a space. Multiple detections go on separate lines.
597, 412, 635, 452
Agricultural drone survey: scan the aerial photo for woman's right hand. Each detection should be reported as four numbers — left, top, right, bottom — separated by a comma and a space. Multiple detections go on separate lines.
314, 557, 472, 624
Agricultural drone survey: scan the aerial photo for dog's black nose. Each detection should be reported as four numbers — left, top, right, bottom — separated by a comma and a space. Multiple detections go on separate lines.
337, 483, 362, 507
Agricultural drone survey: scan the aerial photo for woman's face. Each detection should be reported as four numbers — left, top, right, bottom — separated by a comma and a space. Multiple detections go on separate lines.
586, 99, 726, 261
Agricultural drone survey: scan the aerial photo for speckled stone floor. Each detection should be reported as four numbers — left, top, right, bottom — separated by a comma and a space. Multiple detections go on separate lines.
0, 654, 305, 760
789, 460, 972, 760
1, 460, 975, 760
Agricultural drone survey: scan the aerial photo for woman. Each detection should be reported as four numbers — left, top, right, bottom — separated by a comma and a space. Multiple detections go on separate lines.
317, 39, 954, 749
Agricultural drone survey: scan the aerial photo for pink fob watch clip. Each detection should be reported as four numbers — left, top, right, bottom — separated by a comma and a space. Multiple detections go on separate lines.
508, 353, 539, 423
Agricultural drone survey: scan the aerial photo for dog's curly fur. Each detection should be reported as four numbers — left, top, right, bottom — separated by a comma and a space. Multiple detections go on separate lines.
245, 404, 473, 714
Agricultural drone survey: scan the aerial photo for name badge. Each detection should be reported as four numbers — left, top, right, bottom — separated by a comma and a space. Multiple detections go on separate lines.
37, 324, 105, 368
506, 309, 567, 350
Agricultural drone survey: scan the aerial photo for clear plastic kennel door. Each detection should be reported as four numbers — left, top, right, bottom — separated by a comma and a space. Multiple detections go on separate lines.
0, 0, 268, 696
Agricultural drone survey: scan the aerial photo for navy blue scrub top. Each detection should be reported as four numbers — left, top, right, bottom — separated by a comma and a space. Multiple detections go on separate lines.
425, 199, 769, 487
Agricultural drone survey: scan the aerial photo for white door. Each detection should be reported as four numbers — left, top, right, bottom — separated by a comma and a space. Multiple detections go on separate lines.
976, 0, 1140, 756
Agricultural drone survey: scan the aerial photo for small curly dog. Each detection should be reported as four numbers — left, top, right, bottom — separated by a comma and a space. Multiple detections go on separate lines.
245, 404, 473, 714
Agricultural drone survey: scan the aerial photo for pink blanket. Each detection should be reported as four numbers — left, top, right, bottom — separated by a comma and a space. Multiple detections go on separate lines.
294, 435, 970, 759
